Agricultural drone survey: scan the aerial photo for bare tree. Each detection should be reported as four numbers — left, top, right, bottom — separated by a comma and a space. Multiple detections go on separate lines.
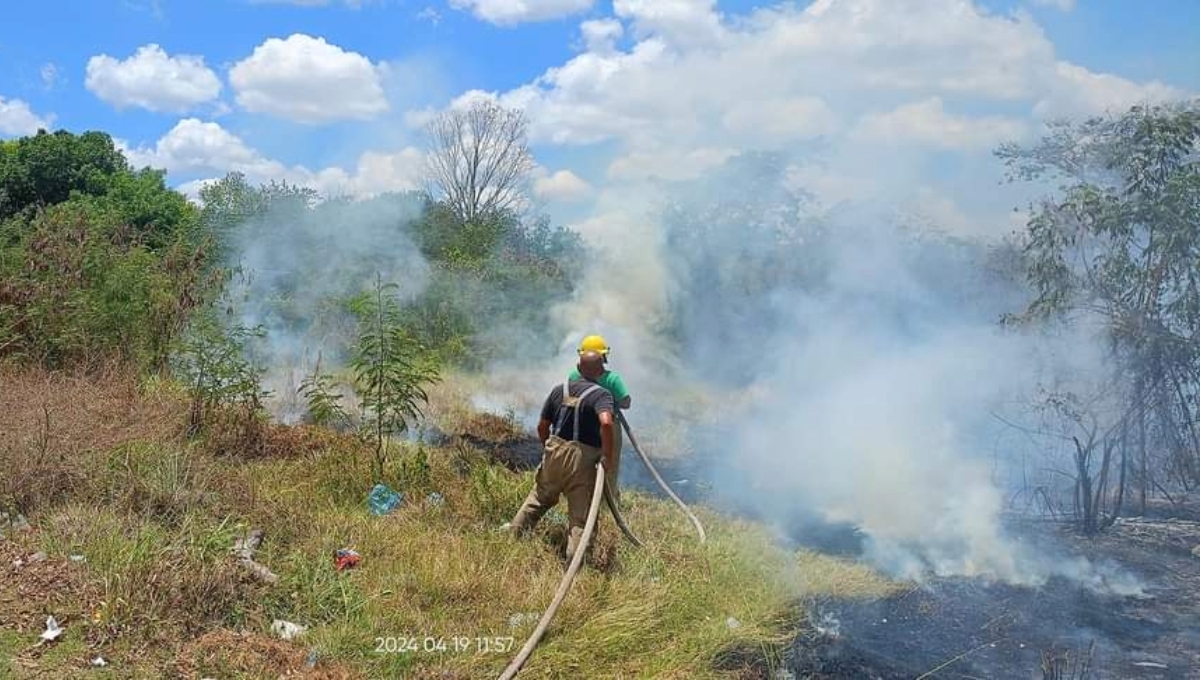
421, 100, 535, 223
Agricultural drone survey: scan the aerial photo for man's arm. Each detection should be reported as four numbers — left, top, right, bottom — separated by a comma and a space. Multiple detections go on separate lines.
598, 410, 615, 470
608, 371, 632, 410
537, 417, 551, 446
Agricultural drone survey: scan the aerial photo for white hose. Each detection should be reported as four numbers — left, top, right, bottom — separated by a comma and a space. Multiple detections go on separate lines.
497, 461, 607, 680
617, 411, 707, 544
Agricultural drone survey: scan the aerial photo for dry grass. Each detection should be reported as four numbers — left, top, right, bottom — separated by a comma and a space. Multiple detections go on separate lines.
0, 363, 188, 515
1, 366, 901, 679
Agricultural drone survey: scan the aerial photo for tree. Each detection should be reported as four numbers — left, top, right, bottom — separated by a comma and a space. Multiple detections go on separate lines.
421, 100, 535, 224
997, 99, 1200, 509
0, 130, 128, 221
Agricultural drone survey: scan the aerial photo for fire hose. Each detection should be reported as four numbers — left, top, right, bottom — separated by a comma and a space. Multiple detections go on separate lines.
497, 415, 707, 678
497, 460, 607, 680
616, 410, 707, 544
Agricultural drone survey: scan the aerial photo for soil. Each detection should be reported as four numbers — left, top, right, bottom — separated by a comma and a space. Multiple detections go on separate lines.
598, 437, 1200, 679
786, 516, 1200, 680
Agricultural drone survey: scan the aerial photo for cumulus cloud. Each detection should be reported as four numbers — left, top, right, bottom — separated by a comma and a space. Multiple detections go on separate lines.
229, 34, 388, 123
613, 0, 726, 47
1034, 61, 1186, 118
579, 19, 623, 54
448, 0, 594, 26
490, 0, 1184, 151
533, 168, 593, 202
853, 97, 1029, 151
442, 0, 1191, 245
721, 96, 840, 141
85, 44, 222, 113
120, 118, 422, 199
0, 97, 53, 136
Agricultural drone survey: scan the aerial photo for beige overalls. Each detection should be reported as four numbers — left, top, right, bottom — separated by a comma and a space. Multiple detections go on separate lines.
509, 380, 607, 561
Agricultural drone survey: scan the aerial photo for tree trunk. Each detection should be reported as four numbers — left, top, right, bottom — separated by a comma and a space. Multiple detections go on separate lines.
1073, 436, 1096, 535
1139, 399, 1148, 515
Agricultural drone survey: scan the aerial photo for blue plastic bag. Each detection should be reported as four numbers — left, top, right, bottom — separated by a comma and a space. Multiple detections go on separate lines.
368, 483, 403, 515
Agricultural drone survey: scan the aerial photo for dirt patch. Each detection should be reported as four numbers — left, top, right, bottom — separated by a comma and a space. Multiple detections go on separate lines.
172, 629, 360, 679
0, 536, 103, 671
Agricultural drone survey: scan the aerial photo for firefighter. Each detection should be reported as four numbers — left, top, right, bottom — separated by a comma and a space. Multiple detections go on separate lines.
567, 335, 630, 505
507, 350, 616, 562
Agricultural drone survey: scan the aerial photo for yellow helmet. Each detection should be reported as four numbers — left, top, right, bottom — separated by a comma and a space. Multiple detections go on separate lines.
578, 334, 610, 357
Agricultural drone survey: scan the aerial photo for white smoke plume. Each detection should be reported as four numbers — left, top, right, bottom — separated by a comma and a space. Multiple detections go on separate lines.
475, 150, 1140, 591
224, 192, 432, 422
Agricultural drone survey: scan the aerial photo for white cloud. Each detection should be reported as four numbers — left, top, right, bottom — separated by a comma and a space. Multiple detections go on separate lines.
613, 0, 726, 47
853, 97, 1029, 151
490, 0, 1187, 153
440, 0, 1191, 240
721, 96, 840, 141
121, 118, 422, 199
448, 0, 594, 26
533, 168, 593, 202
1034, 62, 1186, 119
607, 145, 738, 182
579, 19, 623, 54
0, 97, 53, 136
228, 34, 388, 123
85, 44, 222, 113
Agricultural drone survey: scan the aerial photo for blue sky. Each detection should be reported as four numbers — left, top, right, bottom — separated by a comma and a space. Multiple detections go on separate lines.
1, 0, 1197, 236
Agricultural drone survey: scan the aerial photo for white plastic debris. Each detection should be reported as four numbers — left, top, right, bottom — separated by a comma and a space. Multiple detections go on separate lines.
725, 616, 741, 630
508, 612, 540, 628
29, 551, 47, 563
69, 554, 86, 563
271, 619, 307, 641
40, 616, 63, 642
1190, 544, 1200, 559
91, 656, 108, 667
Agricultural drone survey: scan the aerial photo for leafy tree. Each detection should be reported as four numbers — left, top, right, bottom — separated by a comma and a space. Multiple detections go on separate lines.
0, 130, 128, 221
997, 99, 1200, 510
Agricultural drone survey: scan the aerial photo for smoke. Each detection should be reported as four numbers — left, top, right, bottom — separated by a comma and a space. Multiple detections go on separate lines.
482, 149, 1141, 591
224, 191, 432, 422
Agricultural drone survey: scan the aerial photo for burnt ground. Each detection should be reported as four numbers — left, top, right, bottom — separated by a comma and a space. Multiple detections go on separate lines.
430, 422, 1200, 679
785, 516, 1200, 680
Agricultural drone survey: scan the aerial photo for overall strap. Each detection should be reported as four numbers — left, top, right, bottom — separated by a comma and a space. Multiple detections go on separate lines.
551, 380, 602, 442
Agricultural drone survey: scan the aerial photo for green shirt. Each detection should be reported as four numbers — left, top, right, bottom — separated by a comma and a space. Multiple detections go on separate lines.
567, 368, 630, 403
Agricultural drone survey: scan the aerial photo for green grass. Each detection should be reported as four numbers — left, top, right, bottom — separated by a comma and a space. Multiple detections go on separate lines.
1, 384, 900, 679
